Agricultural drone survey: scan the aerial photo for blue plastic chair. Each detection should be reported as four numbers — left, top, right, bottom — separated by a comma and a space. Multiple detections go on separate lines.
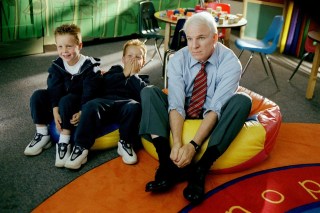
235, 15, 284, 90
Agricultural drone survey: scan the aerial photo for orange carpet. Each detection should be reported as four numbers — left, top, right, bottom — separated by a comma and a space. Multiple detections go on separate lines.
33, 123, 320, 213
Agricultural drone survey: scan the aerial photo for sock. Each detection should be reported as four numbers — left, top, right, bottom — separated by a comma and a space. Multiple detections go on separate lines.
152, 136, 180, 174
58, 134, 70, 144
196, 145, 220, 171
36, 126, 48, 135
152, 136, 172, 166
152, 136, 178, 180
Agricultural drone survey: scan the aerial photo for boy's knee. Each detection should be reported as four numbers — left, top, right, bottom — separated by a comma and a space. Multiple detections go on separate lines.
82, 100, 99, 112
59, 94, 79, 109
124, 101, 141, 114
30, 89, 46, 102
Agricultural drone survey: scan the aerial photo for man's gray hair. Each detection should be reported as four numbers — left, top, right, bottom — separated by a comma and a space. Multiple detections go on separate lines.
183, 11, 218, 35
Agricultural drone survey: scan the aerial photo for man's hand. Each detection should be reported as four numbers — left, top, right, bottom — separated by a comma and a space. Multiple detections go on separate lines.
171, 143, 196, 168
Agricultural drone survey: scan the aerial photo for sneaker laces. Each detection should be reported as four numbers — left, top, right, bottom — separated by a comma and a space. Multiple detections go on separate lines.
71, 146, 85, 161
120, 140, 134, 156
29, 133, 45, 147
57, 143, 68, 159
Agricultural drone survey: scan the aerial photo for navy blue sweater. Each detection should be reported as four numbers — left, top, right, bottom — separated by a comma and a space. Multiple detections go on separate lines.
47, 56, 101, 110
99, 65, 149, 102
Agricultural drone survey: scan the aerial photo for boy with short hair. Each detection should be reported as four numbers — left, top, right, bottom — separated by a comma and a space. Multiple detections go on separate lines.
64, 39, 149, 169
24, 24, 101, 168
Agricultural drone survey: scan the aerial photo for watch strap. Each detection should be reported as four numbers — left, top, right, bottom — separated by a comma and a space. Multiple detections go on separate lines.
190, 140, 200, 152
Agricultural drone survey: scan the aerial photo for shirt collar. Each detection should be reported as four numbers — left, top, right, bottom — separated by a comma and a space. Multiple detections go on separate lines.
189, 43, 219, 69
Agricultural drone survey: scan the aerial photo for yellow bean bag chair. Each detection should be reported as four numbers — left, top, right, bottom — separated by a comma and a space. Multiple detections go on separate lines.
90, 124, 120, 150
49, 123, 120, 150
141, 86, 282, 174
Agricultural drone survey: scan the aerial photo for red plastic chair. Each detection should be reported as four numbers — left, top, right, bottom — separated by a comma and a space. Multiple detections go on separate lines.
207, 2, 231, 44
288, 25, 317, 81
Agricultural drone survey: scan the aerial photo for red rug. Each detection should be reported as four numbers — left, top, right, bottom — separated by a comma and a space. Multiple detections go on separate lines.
33, 123, 320, 213
180, 164, 320, 213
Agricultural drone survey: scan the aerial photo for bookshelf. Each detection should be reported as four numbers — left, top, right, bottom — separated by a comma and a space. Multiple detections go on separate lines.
241, 0, 286, 40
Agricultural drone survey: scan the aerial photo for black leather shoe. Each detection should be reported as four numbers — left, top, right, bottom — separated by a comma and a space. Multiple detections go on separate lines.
145, 163, 194, 192
145, 165, 176, 192
183, 167, 207, 204
176, 164, 193, 182
145, 179, 174, 192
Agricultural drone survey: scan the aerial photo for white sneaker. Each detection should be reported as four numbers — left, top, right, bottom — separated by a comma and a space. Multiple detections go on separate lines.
117, 140, 137, 165
55, 143, 71, 168
64, 146, 88, 169
24, 133, 51, 156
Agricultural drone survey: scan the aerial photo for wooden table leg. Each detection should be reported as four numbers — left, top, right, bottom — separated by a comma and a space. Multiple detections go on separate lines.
163, 22, 171, 52
224, 28, 231, 48
306, 43, 320, 99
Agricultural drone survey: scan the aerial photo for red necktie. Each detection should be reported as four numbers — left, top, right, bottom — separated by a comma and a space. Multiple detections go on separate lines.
187, 63, 207, 118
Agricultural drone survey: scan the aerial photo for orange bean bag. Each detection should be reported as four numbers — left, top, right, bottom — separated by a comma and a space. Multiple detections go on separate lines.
141, 86, 282, 174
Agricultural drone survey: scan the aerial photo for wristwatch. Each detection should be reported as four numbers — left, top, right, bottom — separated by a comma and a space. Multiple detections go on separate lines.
190, 140, 200, 152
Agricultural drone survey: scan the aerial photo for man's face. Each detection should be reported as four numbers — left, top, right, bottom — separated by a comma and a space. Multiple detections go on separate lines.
185, 24, 217, 62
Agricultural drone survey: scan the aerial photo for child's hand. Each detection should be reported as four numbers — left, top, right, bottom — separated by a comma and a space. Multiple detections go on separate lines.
130, 58, 141, 75
123, 58, 141, 77
53, 107, 62, 132
70, 111, 81, 126
100, 70, 107, 75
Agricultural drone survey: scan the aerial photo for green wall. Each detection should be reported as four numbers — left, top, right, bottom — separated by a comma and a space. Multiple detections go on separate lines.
0, 0, 197, 58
